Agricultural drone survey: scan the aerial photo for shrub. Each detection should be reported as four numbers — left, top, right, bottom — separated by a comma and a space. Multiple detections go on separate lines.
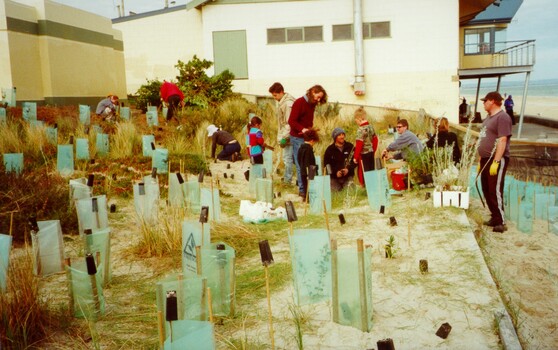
175, 55, 236, 108
134, 79, 163, 113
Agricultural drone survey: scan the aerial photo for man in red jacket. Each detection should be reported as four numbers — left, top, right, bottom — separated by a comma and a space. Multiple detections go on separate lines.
160, 80, 184, 122
288, 84, 328, 197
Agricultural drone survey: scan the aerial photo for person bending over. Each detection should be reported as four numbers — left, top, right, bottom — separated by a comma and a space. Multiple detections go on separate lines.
207, 124, 241, 162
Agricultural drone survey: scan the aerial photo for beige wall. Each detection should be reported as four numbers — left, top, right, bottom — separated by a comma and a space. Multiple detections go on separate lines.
113, 8, 203, 94
1, 0, 127, 105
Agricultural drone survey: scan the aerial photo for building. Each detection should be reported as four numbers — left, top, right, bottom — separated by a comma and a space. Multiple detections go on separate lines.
0, 0, 127, 106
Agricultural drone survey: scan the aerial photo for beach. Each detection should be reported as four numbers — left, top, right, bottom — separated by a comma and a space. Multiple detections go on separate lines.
463, 95, 558, 122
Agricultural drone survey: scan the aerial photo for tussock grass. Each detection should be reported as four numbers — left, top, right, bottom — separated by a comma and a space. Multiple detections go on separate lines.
211, 222, 263, 260
134, 206, 183, 258
109, 121, 141, 159
0, 247, 55, 348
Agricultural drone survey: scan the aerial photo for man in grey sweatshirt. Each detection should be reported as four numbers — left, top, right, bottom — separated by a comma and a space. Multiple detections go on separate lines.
381, 119, 424, 160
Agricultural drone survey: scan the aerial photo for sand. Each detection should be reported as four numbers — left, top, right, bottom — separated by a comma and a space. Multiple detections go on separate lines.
463, 95, 558, 121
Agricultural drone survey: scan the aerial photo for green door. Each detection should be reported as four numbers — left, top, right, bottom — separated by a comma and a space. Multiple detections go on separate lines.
213, 30, 248, 79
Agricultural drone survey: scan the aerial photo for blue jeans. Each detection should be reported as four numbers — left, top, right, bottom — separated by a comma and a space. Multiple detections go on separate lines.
217, 142, 241, 161
282, 144, 294, 184
290, 135, 304, 194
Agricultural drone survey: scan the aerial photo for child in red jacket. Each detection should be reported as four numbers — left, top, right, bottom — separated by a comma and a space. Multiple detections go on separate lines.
352, 107, 378, 186
247, 116, 265, 164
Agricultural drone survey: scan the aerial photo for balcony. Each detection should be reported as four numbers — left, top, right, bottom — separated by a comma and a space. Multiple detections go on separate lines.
459, 40, 535, 78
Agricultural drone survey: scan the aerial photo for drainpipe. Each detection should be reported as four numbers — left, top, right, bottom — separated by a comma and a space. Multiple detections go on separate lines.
353, 0, 365, 96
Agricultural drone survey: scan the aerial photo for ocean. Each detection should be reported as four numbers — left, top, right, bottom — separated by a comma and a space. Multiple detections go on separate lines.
460, 78, 558, 98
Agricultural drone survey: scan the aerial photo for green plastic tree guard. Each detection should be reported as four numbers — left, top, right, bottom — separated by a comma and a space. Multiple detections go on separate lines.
120, 107, 131, 121
335, 244, 373, 331
200, 242, 236, 317
182, 220, 211, 278
309, 175, 331, 215
79, 105, 91, 125
0, 233, 12, 293
156, 274, 208, 338
85, 228, 112, 286
22, 102, 37, 122
67, 259, 106, 319
3, 153, 23, 175
76, 195, 109, 236
364, 169, 391, 211
163, 320, 215, 350
153, 148, 169, 174
96, 133, 109, 156
133, 179, 160, 225
69, 178, 92, 201
46, 126, 58, 145
76, 138, 90, 160
147, 111, 158, 127
32, 220, 65, 276
143, 135, 156, 157
289, 229, 332, 305
57, 145, 74, 176
201, 188, 221, 222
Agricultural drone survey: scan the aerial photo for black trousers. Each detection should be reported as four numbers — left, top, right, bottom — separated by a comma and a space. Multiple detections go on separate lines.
166, 94, 181, 121
480, 156, 509, 225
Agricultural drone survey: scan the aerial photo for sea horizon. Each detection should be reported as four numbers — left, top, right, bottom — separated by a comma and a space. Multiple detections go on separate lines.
460, 78, 558, 98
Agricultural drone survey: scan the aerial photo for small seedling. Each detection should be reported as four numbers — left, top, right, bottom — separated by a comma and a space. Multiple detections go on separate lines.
384, 235, 397, 259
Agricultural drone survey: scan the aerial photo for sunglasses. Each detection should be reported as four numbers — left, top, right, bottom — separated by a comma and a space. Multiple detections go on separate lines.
396, 125, 404, 129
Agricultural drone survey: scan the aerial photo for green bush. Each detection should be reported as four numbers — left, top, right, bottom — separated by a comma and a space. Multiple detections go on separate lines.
134, 79, 162, 113
175, 55, 236, 108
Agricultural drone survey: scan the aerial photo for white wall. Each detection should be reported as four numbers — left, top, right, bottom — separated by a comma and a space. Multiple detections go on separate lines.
200, 0, 460, 121
113, 9, 203, 94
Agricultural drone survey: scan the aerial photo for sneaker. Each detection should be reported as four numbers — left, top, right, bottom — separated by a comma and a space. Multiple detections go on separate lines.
483, 219, 497, 227
493, 224, 508, 233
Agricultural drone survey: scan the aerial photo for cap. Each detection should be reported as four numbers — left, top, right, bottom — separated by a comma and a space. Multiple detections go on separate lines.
207, 124, 218, 137
332, 127, 345, 140
480, 91, 503, 102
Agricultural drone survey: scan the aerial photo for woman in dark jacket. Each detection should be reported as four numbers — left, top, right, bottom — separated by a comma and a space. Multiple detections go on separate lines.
426, 117, 461, 164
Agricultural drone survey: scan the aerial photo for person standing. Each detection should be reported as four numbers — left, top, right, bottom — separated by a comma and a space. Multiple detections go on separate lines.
381, 119, 423, 161
96, 94, 119, 121
247, 116, 265, 164
425, 117, 461, 164
160, 80, 184, 122
297, 129, 320, 201
268, 82, 296, 184
324, 128, 355, 191
478, 91, 512, 233
289, 85, 328, 197
352, 107, 378, 186
504, 95, 515, 125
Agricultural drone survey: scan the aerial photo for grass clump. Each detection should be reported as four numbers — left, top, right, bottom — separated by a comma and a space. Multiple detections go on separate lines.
0, 248, 57, 348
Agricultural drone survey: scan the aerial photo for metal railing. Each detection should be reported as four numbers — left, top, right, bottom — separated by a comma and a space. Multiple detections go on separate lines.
492, 40, 536, 67
462, 40, 536, 68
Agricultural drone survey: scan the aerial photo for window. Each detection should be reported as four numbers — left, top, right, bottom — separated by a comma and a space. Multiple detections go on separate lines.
332, 21, 391, 41
267, 26, 323, 44
464, 27, 507, 55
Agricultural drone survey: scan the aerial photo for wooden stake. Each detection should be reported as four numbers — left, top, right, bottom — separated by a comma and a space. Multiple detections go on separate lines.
357, 239, 368, 332
264, 265, 275, 350
323, 199, 330, 233
289, 222, 294, 236
207, 287, 214, 322
229, 256, 236, 317
200, 278, 207, 321
90, 272, 101, 318
9, 211, 14, 236
31, 231, 42, 276
331, 239, 339, 323
178, 274, 184, 319
210, 179, 216, 221
157, 310, 165, 349
201, 223, 205, 246
65, 258, 74, 316
196, 246, 202, 275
